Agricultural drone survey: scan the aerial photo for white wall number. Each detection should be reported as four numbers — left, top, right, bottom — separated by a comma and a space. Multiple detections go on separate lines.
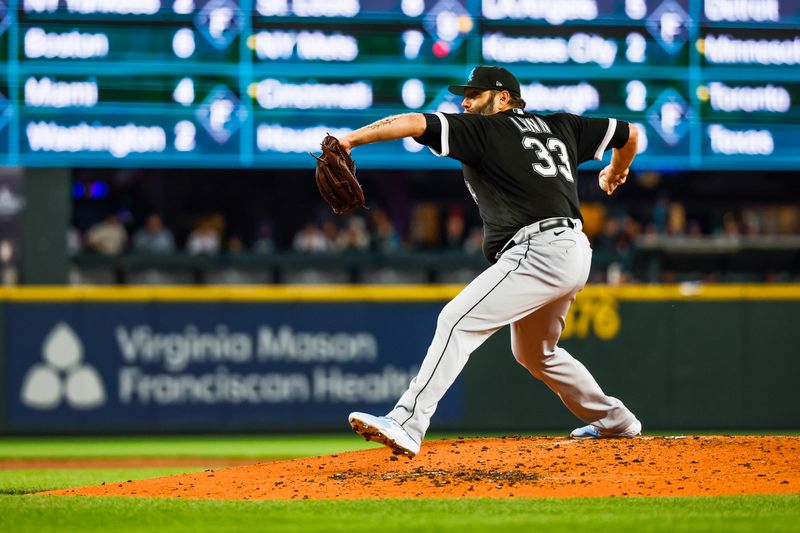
402, 30, 424, 60
626, 80, 647, 111
173, 28, 195, 58
523, 137, 574, 182
625, 33, 646, 63
401, 0, 424, 17
173, 0, 194, 14
256, 0, 289, 16
633, 123, 648, 154
174, 120, 196, 152
625, 0, 647, 19
173, 78, 195, 106
401, 78, 425, 109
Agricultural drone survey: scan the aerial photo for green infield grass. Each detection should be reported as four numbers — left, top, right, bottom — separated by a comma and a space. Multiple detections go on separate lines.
0, 494, 798, 532
0, 468, 203, 495
0, 434, 374, 459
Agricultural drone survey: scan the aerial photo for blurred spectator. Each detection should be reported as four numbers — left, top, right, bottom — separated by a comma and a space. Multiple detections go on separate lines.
651, 194, 669, 234
463, 227, 484, 255
337, 216, 370, 251
620, 217, 642, 248
85, 214, 127, 255
641, 222, 659, 244
762, 208, 782, 235
226, 235, 244, 255
293, 223, 329, 253
252, 222, 276, 254
775, 206, 799, 234
67, 226, 82, 256
409, 203, 441, 249
687, 220, 703, 238
667, 202, 687, 235
741, 209, 761, 236
444, 206, 466, 249
132, 214, 175, 254
0, 240, 17, 285
720, 212, 741, 237
321, 220, 341, 252
594, 217, 623, 253
580, 202, 605, 240
606, 262, 624, 286
591, 217, 624, 283
371, 209, 402, 254
186, 220, 221, 255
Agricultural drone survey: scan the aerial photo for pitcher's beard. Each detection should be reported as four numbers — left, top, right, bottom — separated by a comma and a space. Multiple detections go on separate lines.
468, 99, 496, 116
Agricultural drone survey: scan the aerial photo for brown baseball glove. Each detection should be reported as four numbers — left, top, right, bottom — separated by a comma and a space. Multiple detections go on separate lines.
310, 134, 366, 215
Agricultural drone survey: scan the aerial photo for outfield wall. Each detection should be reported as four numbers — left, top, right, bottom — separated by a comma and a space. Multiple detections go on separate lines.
0, 285, 798, 433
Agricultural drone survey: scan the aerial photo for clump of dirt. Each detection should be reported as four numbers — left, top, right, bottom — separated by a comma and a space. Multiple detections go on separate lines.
43, 436, 800, 500
331, 466, 540, 487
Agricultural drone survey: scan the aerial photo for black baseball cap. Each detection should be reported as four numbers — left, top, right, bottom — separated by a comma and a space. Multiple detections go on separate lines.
448, 66, 521, 97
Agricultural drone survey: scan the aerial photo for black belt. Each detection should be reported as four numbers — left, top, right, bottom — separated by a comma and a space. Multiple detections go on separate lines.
537, 217, 575, 232
495, 217, 577, 260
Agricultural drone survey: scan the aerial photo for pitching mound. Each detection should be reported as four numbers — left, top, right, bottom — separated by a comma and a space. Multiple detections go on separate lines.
45, 436, 799, 500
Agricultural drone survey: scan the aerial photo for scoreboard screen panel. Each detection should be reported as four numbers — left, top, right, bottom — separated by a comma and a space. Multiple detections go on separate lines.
0, 0, 798, 169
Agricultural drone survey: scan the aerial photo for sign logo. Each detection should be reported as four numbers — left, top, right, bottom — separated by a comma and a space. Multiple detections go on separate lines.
195, 85, 246, 143
423, 0, 474, 58
20, 323, 106, 410
646, 0, 691, 54
195, 0, 243, 50
647, 88, 690, 146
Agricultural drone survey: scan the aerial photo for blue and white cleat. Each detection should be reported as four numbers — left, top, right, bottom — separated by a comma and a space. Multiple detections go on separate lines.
570, 419, 642, 439
348, 412, 421, 458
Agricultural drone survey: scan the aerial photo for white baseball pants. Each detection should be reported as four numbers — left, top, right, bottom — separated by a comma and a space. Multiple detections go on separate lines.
388, 219, 639, 443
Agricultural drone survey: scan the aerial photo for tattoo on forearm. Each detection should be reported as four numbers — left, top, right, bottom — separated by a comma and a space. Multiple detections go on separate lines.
366, 116, 399, 131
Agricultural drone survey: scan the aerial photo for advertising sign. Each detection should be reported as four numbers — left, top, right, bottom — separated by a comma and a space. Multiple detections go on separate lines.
3, 302, 461, 431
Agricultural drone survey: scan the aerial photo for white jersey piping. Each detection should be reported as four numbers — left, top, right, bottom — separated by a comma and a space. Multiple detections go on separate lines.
593, 118, 617, 160
427, 112, 450, 157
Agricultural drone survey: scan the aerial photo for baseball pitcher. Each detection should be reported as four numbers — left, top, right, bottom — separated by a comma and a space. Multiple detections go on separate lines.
333, 66, 641, 457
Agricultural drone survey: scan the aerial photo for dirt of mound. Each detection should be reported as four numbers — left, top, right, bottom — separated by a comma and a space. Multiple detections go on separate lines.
45, 436, 799, 500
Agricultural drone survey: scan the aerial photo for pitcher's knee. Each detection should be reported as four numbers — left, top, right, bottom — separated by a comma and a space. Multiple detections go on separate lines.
512, 348, 548, 379
436, 301, 467, 331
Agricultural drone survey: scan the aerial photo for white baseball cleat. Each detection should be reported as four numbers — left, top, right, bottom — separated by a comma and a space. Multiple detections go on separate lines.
348, 412, 420, 458
570, 419, 642, 439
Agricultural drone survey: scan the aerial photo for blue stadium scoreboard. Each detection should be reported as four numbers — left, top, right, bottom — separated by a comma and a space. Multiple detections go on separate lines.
0, 0, 798, 169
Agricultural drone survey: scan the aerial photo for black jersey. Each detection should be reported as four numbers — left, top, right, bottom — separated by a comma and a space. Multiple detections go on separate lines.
414, 108, 629, 262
